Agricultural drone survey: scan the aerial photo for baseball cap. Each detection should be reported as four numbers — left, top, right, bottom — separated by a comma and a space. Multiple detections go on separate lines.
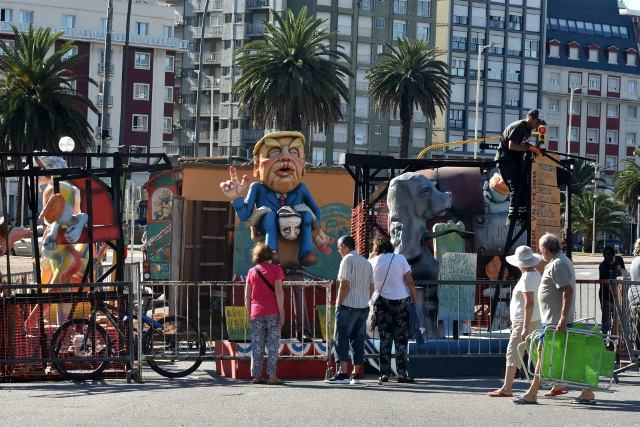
527, 108, 540, 119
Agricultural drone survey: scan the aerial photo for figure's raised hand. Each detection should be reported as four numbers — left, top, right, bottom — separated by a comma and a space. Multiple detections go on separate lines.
219, 166, 249, 200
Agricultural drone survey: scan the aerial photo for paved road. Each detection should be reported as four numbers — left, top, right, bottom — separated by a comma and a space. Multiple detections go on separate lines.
2, 370, 639, 426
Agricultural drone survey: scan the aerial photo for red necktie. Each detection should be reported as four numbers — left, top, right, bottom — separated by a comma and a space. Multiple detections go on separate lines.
278, 194, 286, 206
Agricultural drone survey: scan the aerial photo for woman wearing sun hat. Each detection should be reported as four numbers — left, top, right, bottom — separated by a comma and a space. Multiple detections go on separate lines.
487, 245, 542, 397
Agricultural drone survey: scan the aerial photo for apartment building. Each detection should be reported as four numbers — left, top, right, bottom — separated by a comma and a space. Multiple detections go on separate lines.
541, 0, 640, 175
0, 0, 188, 159
433, 0, 545, 158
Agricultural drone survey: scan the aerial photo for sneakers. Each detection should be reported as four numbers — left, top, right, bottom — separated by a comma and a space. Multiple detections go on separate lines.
324, 372, 350, 384
349, 373, 361, 385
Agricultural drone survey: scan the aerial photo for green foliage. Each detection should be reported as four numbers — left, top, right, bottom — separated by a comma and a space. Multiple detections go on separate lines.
367, 38, 450, 158
233, 7, 351, 132
571, 190, 627, 249
613, 158, 640, 216
0, 26, 97, 152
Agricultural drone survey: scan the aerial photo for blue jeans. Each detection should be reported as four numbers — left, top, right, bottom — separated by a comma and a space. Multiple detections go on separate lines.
334, 306, 368, 365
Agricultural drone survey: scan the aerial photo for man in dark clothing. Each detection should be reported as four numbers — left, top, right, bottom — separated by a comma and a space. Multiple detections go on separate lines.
495, 109, 542, 226
598, 245, 626, 336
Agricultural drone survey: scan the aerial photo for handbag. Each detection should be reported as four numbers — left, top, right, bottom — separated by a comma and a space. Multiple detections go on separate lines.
367, 254, 395, 334
254, 266, 276, 292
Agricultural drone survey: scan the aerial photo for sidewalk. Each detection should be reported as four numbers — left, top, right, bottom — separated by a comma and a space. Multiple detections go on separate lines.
571, 253, 634, 266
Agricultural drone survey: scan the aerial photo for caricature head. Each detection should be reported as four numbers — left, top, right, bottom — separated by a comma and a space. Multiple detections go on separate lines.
253, 131, 306, 194
277, 206, 302, 241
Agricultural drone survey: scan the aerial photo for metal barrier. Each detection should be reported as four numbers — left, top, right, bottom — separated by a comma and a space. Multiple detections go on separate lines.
136, 280, 332, 379
0, 281, 134, 381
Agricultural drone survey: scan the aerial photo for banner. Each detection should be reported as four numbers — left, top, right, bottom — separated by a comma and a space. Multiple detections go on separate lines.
224, 306, 251, 341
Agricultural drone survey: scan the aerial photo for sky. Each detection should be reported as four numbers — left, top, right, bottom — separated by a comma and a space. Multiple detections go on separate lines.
624, 0, 640, 10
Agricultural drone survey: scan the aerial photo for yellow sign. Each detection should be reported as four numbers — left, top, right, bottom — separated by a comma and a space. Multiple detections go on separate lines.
316, 304, 335, 342
531, 155, 562, 252
224, 306, 251, 341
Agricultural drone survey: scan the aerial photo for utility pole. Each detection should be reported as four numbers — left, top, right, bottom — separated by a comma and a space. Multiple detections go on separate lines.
100, 0, 114, 167
194, 0, 211, 157
118, 0, 133, 153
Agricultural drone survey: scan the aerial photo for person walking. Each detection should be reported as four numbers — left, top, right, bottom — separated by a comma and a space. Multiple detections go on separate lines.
629, 240, 640, 349
598, 245, 626, 337
369, 237, 417, 384
245, 243, 285, 385
494, 109, 542, 226
488, 245, 542, 397
325, 236, 374, 385
514, 233, 596, 405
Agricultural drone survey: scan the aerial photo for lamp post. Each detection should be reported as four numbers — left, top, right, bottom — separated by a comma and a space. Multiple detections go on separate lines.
99, 0, 114, 168
474, 42, 494, 160
58, 136, 75, 153
567, 84, 587, 157
195, 70, 215, 157
194, 0, 211, 157
591, 171, 599, 254
637, 195, 640, 241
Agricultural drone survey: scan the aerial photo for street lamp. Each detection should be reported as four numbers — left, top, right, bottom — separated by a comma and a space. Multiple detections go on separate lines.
194, 70, 216, 157
58, 136, 75, 153
474, 42, 494, 160
567, 84, 588, 157
591, 168, 600, 254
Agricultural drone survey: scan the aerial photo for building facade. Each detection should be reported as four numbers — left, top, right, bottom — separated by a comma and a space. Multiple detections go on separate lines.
542, 0, 640, 175
433, 0, 545, 158
0, 0, 188, 159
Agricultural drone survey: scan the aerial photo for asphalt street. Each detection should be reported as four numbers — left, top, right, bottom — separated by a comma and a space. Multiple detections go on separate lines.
1, 369, 639, 426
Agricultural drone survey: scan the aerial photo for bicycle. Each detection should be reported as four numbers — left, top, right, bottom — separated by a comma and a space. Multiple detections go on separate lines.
50, 289, 206, 380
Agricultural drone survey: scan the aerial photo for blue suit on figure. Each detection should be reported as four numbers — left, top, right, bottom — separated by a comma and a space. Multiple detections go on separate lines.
231, 182, 321, 260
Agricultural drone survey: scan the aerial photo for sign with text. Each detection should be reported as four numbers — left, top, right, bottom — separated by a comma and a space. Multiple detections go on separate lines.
224, 306, 251, 341
438, 252, 477, 322
531, 155, 562, 251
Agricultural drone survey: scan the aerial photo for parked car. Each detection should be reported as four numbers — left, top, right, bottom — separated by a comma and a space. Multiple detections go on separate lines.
595, 239, 624, 254
10, 227, 43, 257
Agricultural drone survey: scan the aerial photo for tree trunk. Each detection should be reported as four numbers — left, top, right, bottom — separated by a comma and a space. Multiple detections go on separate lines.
399, 96, 413, 158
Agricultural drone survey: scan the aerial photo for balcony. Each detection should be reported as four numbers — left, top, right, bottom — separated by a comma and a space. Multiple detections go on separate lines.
96, 94, 113, 108
194, 0, 225, 12
453, 16, 468, 25
184, 103, 220, 116
246, 23, 267, 36
164, 144, 181, 157
191, 51, 222, 64
247, 0, 270, 8
98, 63, 115, 76
191, 25, 223, 38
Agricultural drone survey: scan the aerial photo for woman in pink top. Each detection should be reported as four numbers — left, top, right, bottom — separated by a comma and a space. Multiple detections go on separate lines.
244, 243, 285, 385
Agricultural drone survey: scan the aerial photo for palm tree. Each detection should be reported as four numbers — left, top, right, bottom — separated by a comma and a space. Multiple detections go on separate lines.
613, 158, 640, 215
0, 26, 97, 153
571, 190, 627, 251
367, 38, 450, 158
233, 7, 351, 133
569, 159, 599, 196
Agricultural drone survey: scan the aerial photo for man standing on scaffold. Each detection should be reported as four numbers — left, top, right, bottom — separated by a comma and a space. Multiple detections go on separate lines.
495, 109, 542, 227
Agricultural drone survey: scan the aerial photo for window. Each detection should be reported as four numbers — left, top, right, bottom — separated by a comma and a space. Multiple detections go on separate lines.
586, 128, 599, 143
548, 99, 559, 112
549, 44, 560, 58
451, 58, 466, 77
1, 8, 12, 22
334, 123, 348, 143
452, 30, 467, 50
569, 46, 579, 60
627, 51, 637, 66
231, 119, 239, 129
570, 127, 579, 142
163, 117, 173, 134
354, 124, 368, 145
412, 128, 426, 148
548, 126, 558, 140
506, 63, 521, 82
234, 40, 243, 48
587, 102, 600, 117
588, 47, 598, 62
62, 14, 76, 29
506, 87, 520, 108
607, 104, 619, 118
389, 126, 401, 147
525, 12, 540, 32
472, 4, 487, 27
605, 156, 617, 171
377, 44, 384, 55
570, 100, 580, 115
375, 18, 385, 29
132, 115, 149, 132
19, 10, 33, 24
627, 106, 637, 119
163, 26, 173, 39
416, 23, 429, 43
393, 0, 407, 14
507, 35, 522, 56
224, 14, 232, 23
99, 17, 107, 33
608, 77, 620, 93
133, 83, 150, 100
548, 72, 561, 86
374, 124, 382, 135
358, 16, 372, 38
392, 20, 406, 39
453, 4, 468, 25
625, 132, 637, 147
61, 46, 78, 61
312, 148, 325, 166
337, 14, 351, 36
339, 0, 352, 8
569, 72, 582, 89
135, 52, 151, 69
337, 41, 351, 60
164, 55, 174, 72
488, 12, 504, 29
629, 80, 638, 95
333, 149, 346, 165
487, 60, 503, 80
417, 0, 430, 17
136, 22, 149, 36
608, 49, 617, 64
606, 130, 618, 145
164, 86, 174, 103
524, 38, 539, 58
355, 97, 369, 118
588, 74, 600, 90
508, 12, 522, 31
448, 109, 464, 128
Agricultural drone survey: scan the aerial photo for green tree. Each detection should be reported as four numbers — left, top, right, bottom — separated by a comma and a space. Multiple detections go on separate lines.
367, 38, 450, 158
571, 190, 627, 251
613, 158, 640, 215
233, 7, 351, 133
569, 159, 600, 196
0, 26, 97, 152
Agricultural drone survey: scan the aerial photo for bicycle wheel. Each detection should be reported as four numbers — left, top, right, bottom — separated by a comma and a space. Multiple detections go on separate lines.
50, 318, 111, 381
143, 315, 205, 378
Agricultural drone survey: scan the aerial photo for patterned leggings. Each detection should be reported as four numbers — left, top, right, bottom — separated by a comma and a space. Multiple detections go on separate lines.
251, 314, 281, 378
377, 297, 411, 376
